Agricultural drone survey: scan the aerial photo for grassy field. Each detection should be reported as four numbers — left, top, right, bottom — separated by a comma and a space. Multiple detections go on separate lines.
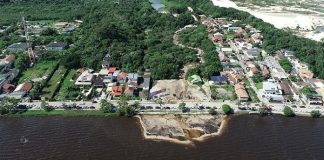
255, 82, 263, 90
11, 110, 118, 117
42, 65, 67, 98
54, 69, 80, 100
18, 61, 58, 83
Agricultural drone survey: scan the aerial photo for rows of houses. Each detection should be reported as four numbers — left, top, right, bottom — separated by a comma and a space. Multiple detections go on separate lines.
0, 54, 33, 100
73, 53, 151, 100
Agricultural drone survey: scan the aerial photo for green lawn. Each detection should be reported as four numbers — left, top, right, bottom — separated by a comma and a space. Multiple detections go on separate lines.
42, 65, 67, 98
11, 110, 118, 117
255, 82, 263, 90
18, 61, 58, 83
55, 69, 80, 100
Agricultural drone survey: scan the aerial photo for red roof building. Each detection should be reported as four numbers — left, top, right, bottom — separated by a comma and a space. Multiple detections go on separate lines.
108, 67, 117, 74
2, 83, 15, 93
4, 54, 15, 64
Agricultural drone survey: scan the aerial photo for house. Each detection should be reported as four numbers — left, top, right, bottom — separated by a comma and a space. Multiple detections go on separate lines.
248, 67, 259, 77
102, 53, 111, 68
98, 68, 112, 84
219, 52, 229, 62
75, 69, 94, 86
244, 48, 261, 59
210, 76, 228, 85
127, 73, 138, 83
14, 82, 33, 92
221, 47, 233, 55
111, 86, 124, 97
280, 81, 293, 95
189, 75, 202, 84
4, 54, 15, 65
261, 79, 284, 102
93, 75, 104, 88
265, 56, 288, 80
7, 43, 28, 52
299, 69, 314, 80
124, 87, 135, 96
112, 70, 121, 81
108, 67, 117, 74
45, 42, 68, 51
306, 95, 323, 106
117, 72, 127, 83
143, 73, 151, 91
235, 83, 249, 102
1, 83, 15, 93
262, 67, 270, 79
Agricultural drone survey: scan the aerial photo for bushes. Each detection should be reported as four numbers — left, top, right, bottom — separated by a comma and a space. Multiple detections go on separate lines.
310, 110, 321, 118
283, 106, 295, 117
222, 104, 232, 115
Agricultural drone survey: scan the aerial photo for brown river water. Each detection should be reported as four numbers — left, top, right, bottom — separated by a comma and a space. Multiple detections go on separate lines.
0, 114, 323, 160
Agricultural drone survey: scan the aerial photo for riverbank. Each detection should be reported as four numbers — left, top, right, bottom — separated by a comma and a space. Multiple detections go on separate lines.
5, 110, 118, 117
136, 114, 226, 145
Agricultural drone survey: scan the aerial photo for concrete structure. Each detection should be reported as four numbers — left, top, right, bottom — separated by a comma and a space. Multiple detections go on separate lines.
261, 79, 284, 102
75, 69, 94, 86
265, 56, 287, 80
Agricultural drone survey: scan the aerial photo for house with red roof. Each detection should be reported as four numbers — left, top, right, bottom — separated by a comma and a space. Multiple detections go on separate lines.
111, 86, 124, 97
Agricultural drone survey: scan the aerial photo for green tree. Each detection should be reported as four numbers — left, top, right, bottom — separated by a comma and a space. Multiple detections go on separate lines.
15, 54, 30, 71
283, 106, 295, 117
100, 99, 114, 113
208, 108, 217, 115
310, 110, 321, 118
178, 102, 186, 110
41, 100, 52, 112
0, 97, 19, 115
40, 28, 57, 36
279, 58, 292, 73
222, 104, 232, 115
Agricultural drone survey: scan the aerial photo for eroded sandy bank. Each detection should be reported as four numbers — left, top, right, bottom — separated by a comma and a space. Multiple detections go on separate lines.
136, 114, 227, 145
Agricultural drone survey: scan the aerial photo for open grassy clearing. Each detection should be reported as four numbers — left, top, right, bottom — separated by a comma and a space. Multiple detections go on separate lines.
18, 61, 58, 83
42, 65, 67, 98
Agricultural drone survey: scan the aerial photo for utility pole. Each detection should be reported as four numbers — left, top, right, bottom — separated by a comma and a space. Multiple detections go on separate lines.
22, 16, 36, 66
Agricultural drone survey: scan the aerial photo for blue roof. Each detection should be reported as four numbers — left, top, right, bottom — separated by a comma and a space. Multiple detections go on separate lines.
211, 76, 227, 82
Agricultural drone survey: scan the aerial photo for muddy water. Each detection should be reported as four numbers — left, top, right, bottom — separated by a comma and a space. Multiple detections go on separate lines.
0, 115, 324, 160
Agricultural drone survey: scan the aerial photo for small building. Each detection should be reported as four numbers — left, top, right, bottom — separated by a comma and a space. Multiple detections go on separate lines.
14, 82, 33, 92
4, 54, 15, 64
244, 48, 261, 59
143, 73, 151, 91
306, 95, 323, 106
93, 76, 104, 88
127, 73, 138, 83
7, 43, 28, 52
261, 79, 284, 102
235, 83, 249, 102
111, 86, 124, 97
117, 72, 127, 83
210, 76, 228, 85
102, 53, 111, 68
45, 42, 68, 51
2, 83, 15, 93
75, 69, 94, 86
124, 87, 135, 96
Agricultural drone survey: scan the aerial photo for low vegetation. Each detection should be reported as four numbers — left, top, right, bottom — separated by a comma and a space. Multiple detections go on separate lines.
283, 106, 295, 117
222, 104, 232, 115
310, 110, 321, 118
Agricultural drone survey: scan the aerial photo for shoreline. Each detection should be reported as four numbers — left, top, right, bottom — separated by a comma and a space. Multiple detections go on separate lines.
3, 110, 118, 117
135, 114, 229, 145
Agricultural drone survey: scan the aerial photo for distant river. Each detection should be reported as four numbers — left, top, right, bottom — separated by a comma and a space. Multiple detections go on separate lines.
1, 115, 324, 160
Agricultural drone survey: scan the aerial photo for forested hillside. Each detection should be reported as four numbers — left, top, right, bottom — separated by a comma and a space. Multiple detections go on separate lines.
0, 0, 197, 79
1, 0, 323, 79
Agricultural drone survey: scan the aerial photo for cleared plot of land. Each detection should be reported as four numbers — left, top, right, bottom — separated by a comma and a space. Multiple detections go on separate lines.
210, 85, 236, 101
151, 79, 210, 102
18, 61, 58, 83
42, 65, 67, 99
